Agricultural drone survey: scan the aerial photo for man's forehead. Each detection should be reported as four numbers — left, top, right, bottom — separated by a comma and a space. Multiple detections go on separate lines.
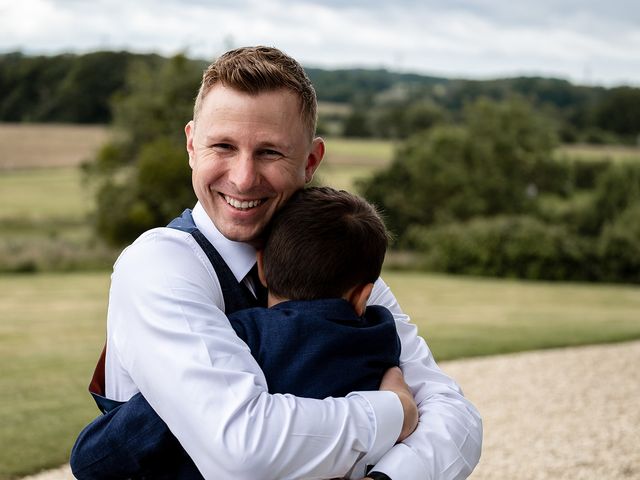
201, 84, 300, 107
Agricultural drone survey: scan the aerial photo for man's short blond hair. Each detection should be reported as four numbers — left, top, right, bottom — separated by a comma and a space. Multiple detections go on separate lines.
194, 46, 317, 141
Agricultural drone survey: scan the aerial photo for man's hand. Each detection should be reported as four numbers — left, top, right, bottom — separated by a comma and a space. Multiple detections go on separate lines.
380, 367, 418, 442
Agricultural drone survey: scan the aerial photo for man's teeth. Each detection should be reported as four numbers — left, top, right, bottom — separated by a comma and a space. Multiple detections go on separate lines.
224, 195, 263, 210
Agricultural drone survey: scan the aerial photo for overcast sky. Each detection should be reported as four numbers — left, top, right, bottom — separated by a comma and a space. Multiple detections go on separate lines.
2, 0, 639, 87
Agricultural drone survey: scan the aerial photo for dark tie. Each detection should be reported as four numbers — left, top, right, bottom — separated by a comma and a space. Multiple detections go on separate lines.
248, 263, 268, 307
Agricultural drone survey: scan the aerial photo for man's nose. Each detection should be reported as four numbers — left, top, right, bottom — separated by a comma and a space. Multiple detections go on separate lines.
229, 153, 259, 192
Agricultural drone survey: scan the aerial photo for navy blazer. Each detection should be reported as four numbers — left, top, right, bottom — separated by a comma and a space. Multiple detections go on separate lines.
230, 298, 401, 398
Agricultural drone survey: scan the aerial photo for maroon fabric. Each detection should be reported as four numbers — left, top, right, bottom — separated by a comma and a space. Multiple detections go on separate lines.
89, 345, 107, 396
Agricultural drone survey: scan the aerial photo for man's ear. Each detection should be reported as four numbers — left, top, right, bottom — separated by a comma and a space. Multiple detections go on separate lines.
185, 120, 195, 168
347, 283, 374, 317
256, 250, 268, 288
304, 137, 325, 183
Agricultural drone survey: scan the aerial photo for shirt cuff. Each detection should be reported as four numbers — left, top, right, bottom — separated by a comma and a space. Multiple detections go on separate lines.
368, 443, 426, 480
347, 391, 403, 478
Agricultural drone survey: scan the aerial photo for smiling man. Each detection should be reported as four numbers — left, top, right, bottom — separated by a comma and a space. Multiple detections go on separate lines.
72, 46, 482, 480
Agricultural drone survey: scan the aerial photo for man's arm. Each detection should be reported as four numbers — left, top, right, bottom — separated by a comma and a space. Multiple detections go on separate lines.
106, 231, 406, 479
365, 278, 483, 480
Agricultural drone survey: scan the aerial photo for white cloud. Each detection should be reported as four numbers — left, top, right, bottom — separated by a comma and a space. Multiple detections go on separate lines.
1, 0, 639, 86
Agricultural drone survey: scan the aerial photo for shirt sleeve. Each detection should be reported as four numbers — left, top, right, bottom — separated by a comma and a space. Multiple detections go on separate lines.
365, 278, 483, 480
106, 231, 403, 479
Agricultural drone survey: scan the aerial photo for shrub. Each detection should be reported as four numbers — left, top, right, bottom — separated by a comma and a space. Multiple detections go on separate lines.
405, 216, 599, 281
579, 162, 640, 235
0, 237, 118, 273
598, 205, 640, 283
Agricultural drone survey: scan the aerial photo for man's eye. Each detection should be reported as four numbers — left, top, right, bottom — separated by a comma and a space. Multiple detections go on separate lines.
262, 149, 283, 157
212, 143, 233, 151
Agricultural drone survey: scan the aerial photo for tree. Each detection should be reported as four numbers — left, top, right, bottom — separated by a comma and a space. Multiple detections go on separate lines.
359, 97, 558, 237
371, 101, 447, 139
88, 54, 203, 246
595, 87, 640, 140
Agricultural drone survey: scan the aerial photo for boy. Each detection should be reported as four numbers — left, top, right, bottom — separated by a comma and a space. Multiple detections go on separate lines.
72, 186, 401, 479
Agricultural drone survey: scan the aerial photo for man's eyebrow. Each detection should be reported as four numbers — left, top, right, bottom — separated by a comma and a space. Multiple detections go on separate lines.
259, 141, 289, 152
203, 135, 231, 144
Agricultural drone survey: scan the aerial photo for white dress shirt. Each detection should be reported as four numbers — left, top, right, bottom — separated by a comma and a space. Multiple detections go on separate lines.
105, 202, 482, 479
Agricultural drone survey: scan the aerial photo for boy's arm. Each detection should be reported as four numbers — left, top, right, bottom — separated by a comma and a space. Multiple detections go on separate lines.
365, 278, 483, 480
71, 393, 197, 479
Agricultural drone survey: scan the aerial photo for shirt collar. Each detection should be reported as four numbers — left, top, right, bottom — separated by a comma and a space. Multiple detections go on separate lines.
192, 202, 257, 283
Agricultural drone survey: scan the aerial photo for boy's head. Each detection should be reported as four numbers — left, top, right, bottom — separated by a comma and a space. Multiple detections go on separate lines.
258, 186, 389, 313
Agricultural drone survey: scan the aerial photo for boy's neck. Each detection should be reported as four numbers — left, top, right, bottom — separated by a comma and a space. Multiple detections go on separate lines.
267, 292, 290, 308
266, 292, 357, 311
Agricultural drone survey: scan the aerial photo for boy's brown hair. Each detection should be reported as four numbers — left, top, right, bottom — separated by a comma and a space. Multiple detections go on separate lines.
194, 46, 317, 140
262, 186, 389, 301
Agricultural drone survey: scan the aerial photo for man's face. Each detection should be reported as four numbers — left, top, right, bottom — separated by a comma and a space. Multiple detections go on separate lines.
186, 85, 324, 244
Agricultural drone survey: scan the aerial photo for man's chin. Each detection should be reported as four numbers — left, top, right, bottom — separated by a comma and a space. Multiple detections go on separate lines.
218, 223, 264, 245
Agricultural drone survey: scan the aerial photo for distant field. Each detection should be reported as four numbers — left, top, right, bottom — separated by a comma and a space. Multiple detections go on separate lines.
2, 123, 637, 173
557, 143, 640, 163
0, 167, 92, 222
319, 137, 396, 190
323, 136, 395, 166
1, 270, 639, 477
0, 123, 110, 170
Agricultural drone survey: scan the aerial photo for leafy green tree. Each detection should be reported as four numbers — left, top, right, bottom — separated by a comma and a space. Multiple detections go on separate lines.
360, 97, 558, 237
88, 54, 202, 246
371, 101, 447, 139
595, 87, 640, 139
342, 108, 372, 137
0, 51, 160, 123
94, 138, 194, 245
40, 51, 135, 123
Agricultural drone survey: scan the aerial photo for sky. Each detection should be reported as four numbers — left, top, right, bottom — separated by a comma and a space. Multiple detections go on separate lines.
2, 0, 639, 87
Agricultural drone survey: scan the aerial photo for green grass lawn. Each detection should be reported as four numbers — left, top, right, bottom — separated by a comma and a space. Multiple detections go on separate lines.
2, 270, 640, 478
0, 272, 109, 478
383, 271, 640, 360
0, 167, 92, 223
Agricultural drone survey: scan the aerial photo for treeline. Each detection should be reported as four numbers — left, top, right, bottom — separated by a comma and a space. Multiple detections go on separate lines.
2, 51, 640, 144
320, 72, 640, 145
0, 51, 179, 123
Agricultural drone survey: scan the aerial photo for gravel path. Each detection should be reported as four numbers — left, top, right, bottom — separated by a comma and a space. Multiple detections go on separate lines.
21, 340, 640, 480
444, 340, 640, 479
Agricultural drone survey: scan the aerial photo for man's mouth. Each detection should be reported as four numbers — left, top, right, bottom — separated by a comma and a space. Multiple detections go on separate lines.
223, 194, 264, 211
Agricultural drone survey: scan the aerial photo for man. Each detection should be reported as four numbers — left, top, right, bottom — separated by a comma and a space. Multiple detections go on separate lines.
83, 46, 482, 479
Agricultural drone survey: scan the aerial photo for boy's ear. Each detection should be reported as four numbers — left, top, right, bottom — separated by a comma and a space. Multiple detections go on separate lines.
347, 283, 374, 317
256, 250, 267, 288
